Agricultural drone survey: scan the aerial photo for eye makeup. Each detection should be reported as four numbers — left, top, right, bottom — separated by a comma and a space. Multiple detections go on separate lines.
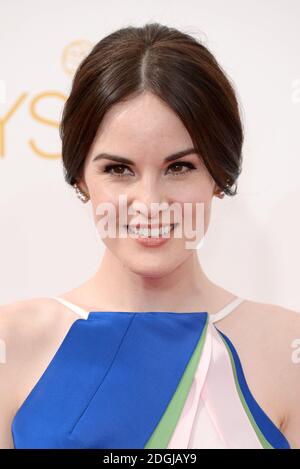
98, 161, 198, 178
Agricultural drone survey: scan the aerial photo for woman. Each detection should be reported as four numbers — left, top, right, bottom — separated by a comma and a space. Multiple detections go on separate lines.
1, 22, 299, 449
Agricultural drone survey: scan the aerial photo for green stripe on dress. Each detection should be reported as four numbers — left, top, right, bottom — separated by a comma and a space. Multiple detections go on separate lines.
218, 333, 273, 449
145, 317, 209, 449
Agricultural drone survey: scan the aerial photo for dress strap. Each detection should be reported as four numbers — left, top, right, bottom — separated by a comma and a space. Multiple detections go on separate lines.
50, 296, 244, 323
50, 296, 89, 319
209, 297, 245, 324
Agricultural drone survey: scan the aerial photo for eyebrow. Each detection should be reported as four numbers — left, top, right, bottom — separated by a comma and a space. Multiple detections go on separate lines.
92, 148, 199, 165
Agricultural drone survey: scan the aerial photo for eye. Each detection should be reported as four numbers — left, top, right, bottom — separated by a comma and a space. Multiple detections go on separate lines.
101, 164, 134, 178
99, 161, 197, 178
166, 162, 196, 176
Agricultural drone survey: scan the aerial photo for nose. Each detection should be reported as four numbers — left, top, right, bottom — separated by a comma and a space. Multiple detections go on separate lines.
128, 176, 169, 221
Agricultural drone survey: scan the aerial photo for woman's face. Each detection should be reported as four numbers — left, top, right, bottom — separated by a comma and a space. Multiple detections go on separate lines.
79, 91, 217, 277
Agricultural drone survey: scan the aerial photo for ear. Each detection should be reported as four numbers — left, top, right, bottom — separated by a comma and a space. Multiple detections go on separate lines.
76, 180, 89, 194
75, 171, 89, 194
213, 182, 219, 195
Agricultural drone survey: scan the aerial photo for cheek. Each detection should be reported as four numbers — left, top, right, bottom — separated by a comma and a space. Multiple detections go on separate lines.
173, 181, 213, 214
90, 188, 121, 229
174, 184, 213, 234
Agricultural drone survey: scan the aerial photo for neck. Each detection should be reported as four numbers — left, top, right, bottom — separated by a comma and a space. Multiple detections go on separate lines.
80, 248, 234, 314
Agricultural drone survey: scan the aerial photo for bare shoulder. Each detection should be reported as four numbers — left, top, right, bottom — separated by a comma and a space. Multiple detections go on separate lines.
0, 296, 65, 337
0, 297, 79, 448
244, 298, 300, 327
227, 298, 300, 448
237, 299, 300, 367
0, 297, 78, 359
256, 301, 300, 449
222, 298, 300, 346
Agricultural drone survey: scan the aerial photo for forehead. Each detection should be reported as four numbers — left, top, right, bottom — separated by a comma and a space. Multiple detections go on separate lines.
86, 92, 194, 163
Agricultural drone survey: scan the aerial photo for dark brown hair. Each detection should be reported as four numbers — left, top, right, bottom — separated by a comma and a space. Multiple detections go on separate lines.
59, 22, 244, 196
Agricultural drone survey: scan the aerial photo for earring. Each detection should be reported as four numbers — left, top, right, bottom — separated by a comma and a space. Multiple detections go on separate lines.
74, 183, 90, 203
214, 187, 225, 199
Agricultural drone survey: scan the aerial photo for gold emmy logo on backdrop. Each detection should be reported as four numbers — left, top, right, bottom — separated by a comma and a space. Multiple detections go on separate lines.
61, 39, 93, 76
0, 39, 93, 159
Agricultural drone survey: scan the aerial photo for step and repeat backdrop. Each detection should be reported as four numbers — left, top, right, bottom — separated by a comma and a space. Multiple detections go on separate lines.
0, 0, 299, 311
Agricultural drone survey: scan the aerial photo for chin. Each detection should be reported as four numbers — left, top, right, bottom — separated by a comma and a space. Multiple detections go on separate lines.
122, 254, 187, 279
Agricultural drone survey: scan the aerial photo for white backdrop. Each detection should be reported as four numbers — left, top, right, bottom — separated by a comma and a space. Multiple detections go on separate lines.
0, 0, 299, 311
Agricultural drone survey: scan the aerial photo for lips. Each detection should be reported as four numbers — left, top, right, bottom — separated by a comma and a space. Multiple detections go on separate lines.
125, 222, 176, 245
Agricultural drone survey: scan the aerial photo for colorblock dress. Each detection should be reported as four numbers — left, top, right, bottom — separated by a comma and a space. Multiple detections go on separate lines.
11, 297, 291, 449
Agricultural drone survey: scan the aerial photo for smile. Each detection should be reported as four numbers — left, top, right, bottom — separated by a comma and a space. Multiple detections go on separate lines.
126, 223, 176, 238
